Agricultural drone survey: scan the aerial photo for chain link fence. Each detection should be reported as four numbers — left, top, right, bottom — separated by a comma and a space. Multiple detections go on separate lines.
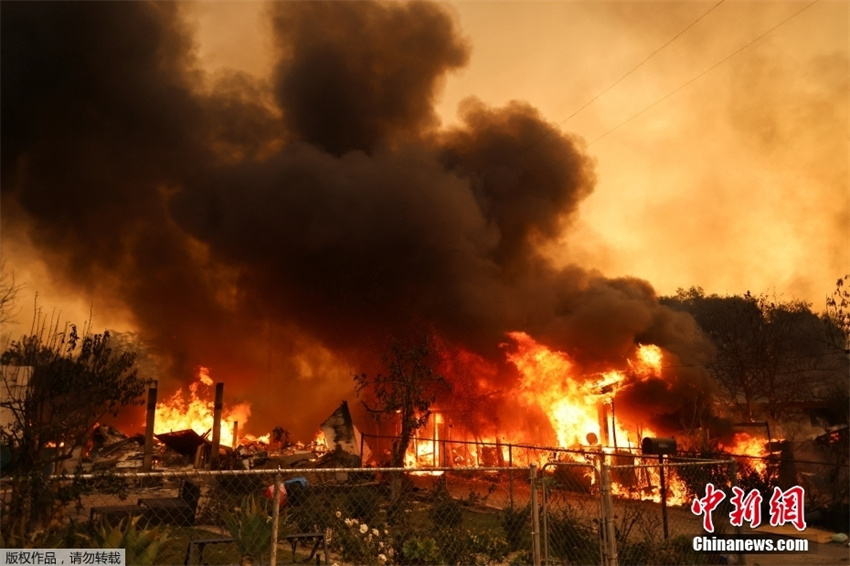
1, 466, 541, 566
540, 461, 603, 566
604, 457, 736, 566
537, 454, 741, 566
4, 448, 838, 565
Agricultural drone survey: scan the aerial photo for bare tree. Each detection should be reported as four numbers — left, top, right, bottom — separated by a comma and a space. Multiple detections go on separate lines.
826, 275, 850, 354
0, 259, 23, 326
354, 336, 450, 468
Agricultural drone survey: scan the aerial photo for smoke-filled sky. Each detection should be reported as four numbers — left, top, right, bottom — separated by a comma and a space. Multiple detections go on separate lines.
2, 1, 847, 439
187, 0, 849, 301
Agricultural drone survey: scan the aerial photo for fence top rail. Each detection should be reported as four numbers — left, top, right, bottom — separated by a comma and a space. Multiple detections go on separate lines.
361, 432, 637, 455
608, 459, 734, 470
1, 465, 530, 483
541, 461, 598, 469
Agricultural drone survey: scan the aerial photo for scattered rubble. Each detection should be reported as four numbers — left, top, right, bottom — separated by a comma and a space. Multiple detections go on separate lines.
74, 402, 375, 473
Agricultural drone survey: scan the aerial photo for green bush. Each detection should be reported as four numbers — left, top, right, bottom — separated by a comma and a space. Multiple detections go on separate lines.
546, 508, 598, 565
289, 491, 334, 533
198, 474, 266, 528
500, 504, 531, 551
432, 527, 472, 566
344, 486, 382, 524
331, 515, 392, 566
467, 529, 509, 564
401, 536, 440, 565
429, 496, 462, 529
222, 495, 272, 564
432, 527, 509, 566
618, 535, 714, 565
88, 516, 170, 566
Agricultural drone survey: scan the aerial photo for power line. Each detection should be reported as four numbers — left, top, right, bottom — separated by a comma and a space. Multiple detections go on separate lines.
521, 0, 727, 156
562, 0, 727, 127
585, 0, 821, 148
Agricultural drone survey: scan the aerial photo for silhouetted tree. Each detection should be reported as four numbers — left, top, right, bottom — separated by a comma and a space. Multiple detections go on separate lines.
826, 275, 850, 354
354, 336, 450, 468
662, 288, 846, 420
0, 259, 22, 327
0, 312, 147, 540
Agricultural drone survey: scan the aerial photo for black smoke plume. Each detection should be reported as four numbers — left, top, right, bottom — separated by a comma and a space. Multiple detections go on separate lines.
1, 1, 712, 440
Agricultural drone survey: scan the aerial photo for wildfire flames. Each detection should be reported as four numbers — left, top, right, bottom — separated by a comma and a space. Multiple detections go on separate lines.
718, 431, 772, 475
400, 332, 669, 469
313, 430, 328, 452
154, 367, 252, 448
398, 332, 771, 506
507, 332, 662, 450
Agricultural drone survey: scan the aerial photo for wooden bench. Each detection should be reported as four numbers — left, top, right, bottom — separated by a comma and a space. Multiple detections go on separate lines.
89, 504, 151, 528
183, 536, 234, 565
182, 533, 327, 565
285, 533, 328, 564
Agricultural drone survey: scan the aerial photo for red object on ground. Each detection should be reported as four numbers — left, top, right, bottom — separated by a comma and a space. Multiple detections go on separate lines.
262, 483, 287, 508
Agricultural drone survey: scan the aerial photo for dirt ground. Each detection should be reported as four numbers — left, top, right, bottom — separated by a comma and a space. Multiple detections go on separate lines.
736, 524, 850, 566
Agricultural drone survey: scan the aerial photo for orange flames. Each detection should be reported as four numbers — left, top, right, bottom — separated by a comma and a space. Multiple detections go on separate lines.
507, 331, 598, 448
398, 333, 715, 504
719, 431, 771, 474
507, 332, 663, 451
400, 333, 669, 466
312, 429, 328, 452
405, 413, 444, 469
633, 343, 663, 374
155, 367, 252, 448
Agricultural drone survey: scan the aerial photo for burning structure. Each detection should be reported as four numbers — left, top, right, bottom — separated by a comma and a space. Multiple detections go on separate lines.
2, 0, 827, 461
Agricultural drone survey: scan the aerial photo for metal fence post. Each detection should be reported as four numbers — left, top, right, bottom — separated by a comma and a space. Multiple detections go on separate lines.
729, 460, 746, 566
270, 469, 281, 566
142, 383, 157, 472
509, 444, 514, 509
530, 463, 542, 566
541, 464, 550, 566
659, 454, 669, 540
599, 453, 618, 566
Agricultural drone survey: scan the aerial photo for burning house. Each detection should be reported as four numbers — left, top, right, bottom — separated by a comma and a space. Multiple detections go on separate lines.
2, 0, 843, 491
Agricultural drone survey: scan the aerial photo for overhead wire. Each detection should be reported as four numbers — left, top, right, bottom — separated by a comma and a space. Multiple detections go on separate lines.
520, 0, 728, 155
584, 0, 821, 148
561, 0, 727, 128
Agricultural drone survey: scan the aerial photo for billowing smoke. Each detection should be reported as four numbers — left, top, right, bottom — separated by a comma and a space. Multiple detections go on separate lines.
1, 1, 713, 440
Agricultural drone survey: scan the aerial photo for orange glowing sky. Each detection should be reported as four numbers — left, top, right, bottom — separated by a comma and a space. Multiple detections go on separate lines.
188, 0, 849, 307
4, 0, 848, 332
2, 1, 847, 445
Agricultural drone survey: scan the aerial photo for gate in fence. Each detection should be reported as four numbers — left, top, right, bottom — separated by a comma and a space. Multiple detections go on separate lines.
539, 455, 737, 566
2, 456, 742, 566
540, 460, 608, 566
